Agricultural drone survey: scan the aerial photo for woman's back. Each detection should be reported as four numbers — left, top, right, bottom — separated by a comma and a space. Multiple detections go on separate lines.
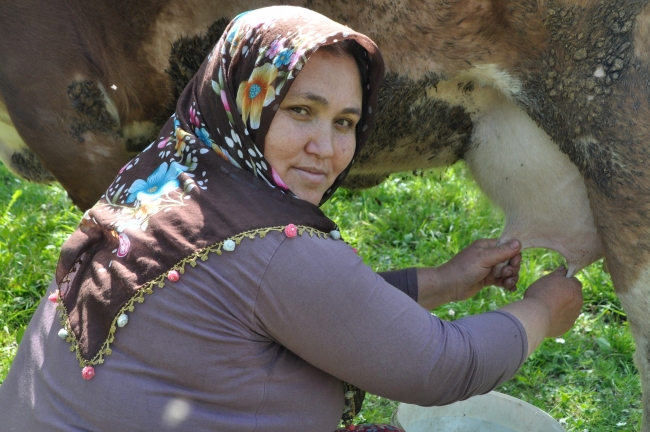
1, 225, 530, 431
1, 233, 345, 431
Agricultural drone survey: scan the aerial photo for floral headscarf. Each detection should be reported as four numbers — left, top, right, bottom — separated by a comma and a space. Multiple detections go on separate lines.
52, 6, 384, 420
173, 6, 383, 205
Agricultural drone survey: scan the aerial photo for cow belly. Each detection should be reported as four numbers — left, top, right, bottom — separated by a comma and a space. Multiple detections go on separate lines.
464, 94, 604, 276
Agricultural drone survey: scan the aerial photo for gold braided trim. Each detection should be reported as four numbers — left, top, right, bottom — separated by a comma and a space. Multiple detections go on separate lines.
55, 225, 333, 369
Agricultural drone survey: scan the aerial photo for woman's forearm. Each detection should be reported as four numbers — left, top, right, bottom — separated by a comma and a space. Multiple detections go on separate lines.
502, 268, 583, 356
418, 266, 583, 357
416, 267, 455, 310
499, 299, 551, 356
417, 265, 551, 355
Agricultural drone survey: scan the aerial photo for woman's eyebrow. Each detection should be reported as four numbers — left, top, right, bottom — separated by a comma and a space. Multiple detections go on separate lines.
341, 107, 362, 116
293, 92, 362, 116
295, 92, 329, 105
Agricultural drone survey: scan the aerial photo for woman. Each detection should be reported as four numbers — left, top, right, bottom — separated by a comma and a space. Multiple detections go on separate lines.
0, 6, 583, 431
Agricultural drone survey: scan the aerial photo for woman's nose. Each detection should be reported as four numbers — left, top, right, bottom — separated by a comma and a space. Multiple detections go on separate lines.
305, 123, 335, 158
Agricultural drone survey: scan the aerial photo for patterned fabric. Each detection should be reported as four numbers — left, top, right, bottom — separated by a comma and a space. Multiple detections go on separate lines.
334, 425, 405, 432
52, 4, 384, 427
342, 381, 367, 424
180, 6, 381, 204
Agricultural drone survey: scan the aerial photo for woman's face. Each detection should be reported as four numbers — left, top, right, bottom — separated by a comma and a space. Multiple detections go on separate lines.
264, 49, 362, 205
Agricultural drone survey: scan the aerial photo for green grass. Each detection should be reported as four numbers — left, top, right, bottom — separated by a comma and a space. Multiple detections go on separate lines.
0, 162, 641, 431
0, 165, 83, 378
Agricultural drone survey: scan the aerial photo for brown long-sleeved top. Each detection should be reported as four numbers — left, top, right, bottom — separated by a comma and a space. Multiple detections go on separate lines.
0, 231, 526, 431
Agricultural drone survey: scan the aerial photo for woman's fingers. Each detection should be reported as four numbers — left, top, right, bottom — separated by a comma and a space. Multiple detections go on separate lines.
476, 240, 521, 275
500, 255, 522, 278
488, 274, 518, 292
503, 275, 518, 291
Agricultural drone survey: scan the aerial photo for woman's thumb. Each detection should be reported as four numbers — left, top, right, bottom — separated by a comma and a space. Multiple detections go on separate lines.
489, 240, 521, 277
494, 240, 521, 260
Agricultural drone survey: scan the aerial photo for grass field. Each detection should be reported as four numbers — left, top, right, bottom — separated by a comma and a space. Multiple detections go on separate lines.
0, 161, 641, 430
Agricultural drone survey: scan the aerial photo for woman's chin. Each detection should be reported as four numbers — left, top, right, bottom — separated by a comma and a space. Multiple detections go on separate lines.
287, 183, 325, 205
293, 190, 323, 205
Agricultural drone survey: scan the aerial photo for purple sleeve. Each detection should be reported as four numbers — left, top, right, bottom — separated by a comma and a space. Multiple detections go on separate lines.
253, 236, 528, 406
378, 268, 418, 302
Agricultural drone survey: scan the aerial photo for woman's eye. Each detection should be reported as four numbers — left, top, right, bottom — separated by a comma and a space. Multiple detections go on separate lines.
336, 118, 355, 129
291, 107, 309, 116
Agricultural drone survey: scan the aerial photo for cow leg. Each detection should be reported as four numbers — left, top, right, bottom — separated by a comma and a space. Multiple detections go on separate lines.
600, 217, 650, 431
586, 153, 650, 431
617, 278, 650, 431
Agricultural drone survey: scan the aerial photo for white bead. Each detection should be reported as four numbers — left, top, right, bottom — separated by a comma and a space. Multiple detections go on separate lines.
117, 313, 129, 328
329, 230, 341, 240
223, 239, 236, 251
58, 329, 68, 339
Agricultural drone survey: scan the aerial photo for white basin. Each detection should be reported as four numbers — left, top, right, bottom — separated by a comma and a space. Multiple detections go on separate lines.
393, 391, 565, 432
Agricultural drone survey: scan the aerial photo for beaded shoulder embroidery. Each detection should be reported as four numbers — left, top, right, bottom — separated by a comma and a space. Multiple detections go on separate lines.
50, 224, 339, 380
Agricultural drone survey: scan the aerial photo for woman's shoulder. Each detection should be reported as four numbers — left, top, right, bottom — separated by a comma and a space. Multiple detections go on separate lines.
267, 228, 361, 275
188, 227, 359, 299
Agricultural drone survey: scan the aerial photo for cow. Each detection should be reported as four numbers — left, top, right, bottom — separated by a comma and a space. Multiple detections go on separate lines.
1, 0, 649, 428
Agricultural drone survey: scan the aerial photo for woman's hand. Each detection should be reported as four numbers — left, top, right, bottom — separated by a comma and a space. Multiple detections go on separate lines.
501, 266, 583, 355
417, 239, 522, 310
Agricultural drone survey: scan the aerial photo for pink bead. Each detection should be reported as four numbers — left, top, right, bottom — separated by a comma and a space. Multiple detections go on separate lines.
352, 248, 358, 255
82, 366, 95, 380
167, 270, 180, 282
284, 224, 297, 238
48, 290, 60, 303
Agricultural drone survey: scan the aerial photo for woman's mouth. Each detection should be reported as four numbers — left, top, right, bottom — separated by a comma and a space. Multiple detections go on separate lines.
294, 167, 327, 183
